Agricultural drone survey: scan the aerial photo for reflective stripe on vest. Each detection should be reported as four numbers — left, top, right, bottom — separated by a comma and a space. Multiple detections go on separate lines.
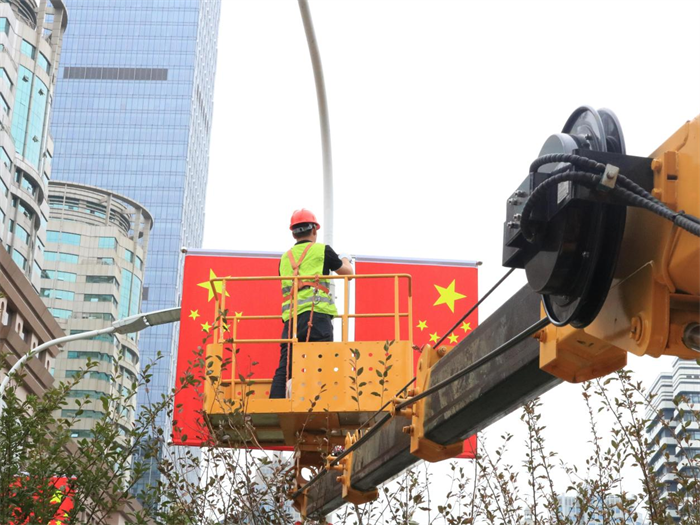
280, 242, 337, 322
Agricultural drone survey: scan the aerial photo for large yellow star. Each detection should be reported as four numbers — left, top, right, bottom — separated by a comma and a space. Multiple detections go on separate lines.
448, 333, 459, 344
416, 320, 428, 331
433, 279, 466, 313
201, 321, 212, 332
189, 309, 200, 320
197, 269, 230, 302
429, 332, 439, 343
461, 321, 472, 333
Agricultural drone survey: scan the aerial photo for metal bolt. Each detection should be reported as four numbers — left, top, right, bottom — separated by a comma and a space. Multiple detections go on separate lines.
630, 316, 643, 343
402, 425, 414, 435
683, 323, 700, 353
507, 221, 520, 229
508, 198, 519, 205
513, 214, 522, 221
437, 347, 447, 357
515, 190, 528, 198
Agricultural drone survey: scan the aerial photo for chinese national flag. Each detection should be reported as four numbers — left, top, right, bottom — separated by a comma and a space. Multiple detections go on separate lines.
174, 250, 480, 459
354, 257, 479, 459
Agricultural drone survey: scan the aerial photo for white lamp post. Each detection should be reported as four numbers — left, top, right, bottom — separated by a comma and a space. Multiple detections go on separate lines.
0, 307, 181, 416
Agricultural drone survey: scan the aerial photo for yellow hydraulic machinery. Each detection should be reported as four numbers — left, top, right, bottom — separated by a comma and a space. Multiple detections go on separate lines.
503, 108, 700, 382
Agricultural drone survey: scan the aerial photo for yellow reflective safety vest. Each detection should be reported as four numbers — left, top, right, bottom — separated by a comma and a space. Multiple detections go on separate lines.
280, 242, 337, 322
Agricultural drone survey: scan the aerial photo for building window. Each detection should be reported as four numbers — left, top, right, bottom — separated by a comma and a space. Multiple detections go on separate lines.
97, 257, 114, 266
81, 312, 115, 321
11, 66, 48, 168
44, 251, 79, 264
0, 94, 7, 115
69, 329, 118, 345
86, 275, 119, 287
0, 18, 9, 35
0, 147, 9, 169
11, 250, 27, 270
48, 307, 72, 319
67, 350, 112, 363
41, 288, 75, 301
41, 269, 77, 282
0, 178, 7, 197
84, 293, 118, 306
120, 269, 142, 319
61, 409, 105, 419
47, 231, 81, 246
38, 53, 51, 74
0, 68, 12, 91
21, 40, 36, 60
67, 390, 102, 399
18, 200, 34, 221
12, 223, 29, 244
98, 237, 116, 249
69, 430, 94, 439
20, 176, 37, 197
32, 260, 41, 281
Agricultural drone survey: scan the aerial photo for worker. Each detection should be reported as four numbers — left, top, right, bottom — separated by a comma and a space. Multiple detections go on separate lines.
269, 209, 353, 399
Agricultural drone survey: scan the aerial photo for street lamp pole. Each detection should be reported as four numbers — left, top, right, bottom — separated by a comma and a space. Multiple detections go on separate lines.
298, 0, 334, 247
0, 307, 181, 416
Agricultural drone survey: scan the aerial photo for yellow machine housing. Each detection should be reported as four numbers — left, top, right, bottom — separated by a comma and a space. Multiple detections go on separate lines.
540, 116, 700, 382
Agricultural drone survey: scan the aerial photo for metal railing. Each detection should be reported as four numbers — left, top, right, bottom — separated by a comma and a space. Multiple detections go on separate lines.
209, 274, 413, 346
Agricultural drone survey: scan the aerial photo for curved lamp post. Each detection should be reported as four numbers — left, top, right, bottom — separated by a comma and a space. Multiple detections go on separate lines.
0, 307, 181, 417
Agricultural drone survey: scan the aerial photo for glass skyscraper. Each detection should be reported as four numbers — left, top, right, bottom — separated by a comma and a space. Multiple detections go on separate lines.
50, 0, 221, 495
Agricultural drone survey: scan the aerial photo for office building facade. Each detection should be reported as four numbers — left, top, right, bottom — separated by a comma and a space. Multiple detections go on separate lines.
40, 180, 152, 437
0, 0, 66, 290
646, 358, 700, 522
50, 0, 221, 493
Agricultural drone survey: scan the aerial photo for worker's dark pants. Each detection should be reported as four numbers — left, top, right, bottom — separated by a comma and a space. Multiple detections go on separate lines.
269, 311, 334, 399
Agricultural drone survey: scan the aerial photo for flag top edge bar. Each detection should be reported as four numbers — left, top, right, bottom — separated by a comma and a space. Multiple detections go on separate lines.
184, 248, 481, 268
183, 248, 283, 259
354, 255, 481, 268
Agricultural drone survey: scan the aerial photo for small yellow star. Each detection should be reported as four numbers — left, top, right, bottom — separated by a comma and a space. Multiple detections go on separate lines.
235, 311, 243, 321
201, 321, 211, 332
189, 309, 200, 320
433, 279, 466, 313
197, 269, 230, 302
429, 332, 439, 343
416, 320, 428, 331
461, 321, 472, 333
448, 333, 459, 344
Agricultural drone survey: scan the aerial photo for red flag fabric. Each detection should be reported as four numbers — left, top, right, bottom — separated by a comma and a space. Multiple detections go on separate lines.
174, 250, 284, 446
9, 476, 74, 525
354, 256, 479, 458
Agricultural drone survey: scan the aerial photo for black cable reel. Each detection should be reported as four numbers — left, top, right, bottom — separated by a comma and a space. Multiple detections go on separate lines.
503, 106, 628, 328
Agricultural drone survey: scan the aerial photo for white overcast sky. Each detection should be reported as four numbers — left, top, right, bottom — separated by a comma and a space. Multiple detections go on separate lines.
205, 0, 700, 509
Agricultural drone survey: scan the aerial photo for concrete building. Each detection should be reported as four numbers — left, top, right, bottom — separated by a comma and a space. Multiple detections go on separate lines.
0, 245, 63, 401
49, 0, 221, 494
0, 0, 66, 291
645, 358, 700, 521
40, 180, 152, 437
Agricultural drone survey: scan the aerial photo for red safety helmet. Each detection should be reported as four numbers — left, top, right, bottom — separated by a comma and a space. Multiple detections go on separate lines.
289, 209, 321, 231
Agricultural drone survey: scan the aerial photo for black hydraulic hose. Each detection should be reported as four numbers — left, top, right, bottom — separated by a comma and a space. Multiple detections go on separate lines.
434, 267, 515, 348
395, 317, 551, 411
529, 153, 605, 175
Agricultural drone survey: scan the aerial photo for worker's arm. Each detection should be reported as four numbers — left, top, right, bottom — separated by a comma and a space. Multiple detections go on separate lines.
335, 257, 353, 276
